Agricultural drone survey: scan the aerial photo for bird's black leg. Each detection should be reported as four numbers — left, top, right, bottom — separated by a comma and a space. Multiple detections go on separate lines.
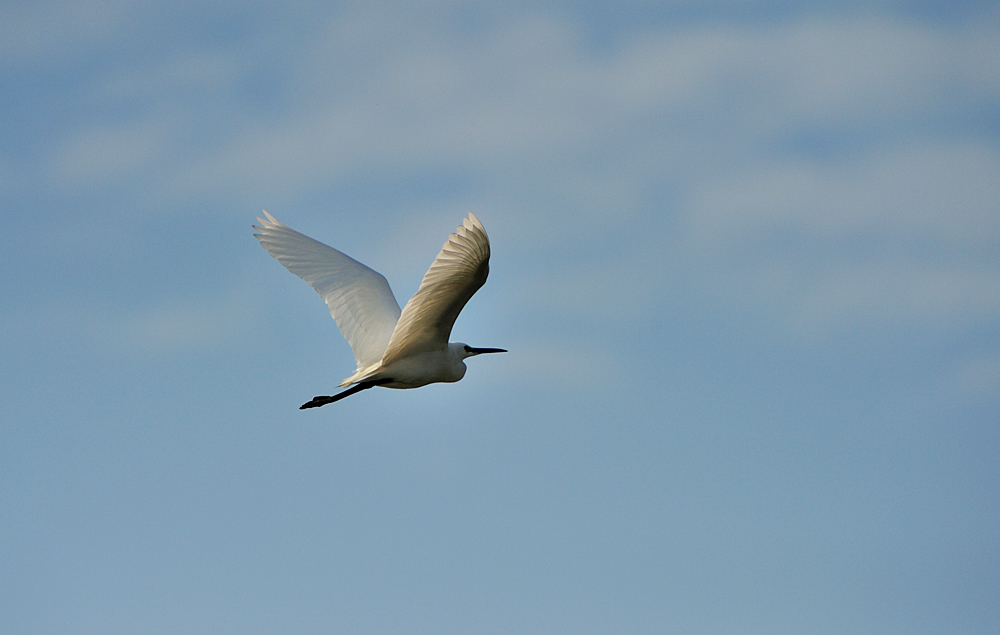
299, 380, 386, 409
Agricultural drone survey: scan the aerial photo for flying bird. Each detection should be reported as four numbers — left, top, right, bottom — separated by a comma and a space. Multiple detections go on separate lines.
253, 211, 506, 408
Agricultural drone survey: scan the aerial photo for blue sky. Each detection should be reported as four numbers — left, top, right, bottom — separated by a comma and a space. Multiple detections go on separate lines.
2, 1, 998, 633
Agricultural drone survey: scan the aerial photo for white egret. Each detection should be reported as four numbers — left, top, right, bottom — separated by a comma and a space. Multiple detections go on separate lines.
253, 211, 506, 408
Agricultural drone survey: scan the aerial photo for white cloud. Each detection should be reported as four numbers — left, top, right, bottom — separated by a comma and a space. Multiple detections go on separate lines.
23, 7, 1000, 340
0, 0, 137, 68
789, 261, 1000, 336
682, 140, 1000, 333
50, 122, 169, 185
938, 352, 1000, 403
1, 287, 260, 359
123, 291, 257, 355
40, 12, 999, 195
687, 141, 1000, 243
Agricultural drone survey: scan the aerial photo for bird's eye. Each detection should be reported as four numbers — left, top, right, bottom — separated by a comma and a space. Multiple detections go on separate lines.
464, 345, 471, 352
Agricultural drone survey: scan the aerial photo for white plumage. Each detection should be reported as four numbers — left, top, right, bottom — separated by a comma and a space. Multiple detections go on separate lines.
253, 212, 506, 408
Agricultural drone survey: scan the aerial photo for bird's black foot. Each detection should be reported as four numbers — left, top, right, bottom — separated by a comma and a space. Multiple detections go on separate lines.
298, 380, 384, 409
300, 395, 338, 409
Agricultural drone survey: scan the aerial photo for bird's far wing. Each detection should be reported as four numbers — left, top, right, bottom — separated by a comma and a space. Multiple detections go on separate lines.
380, 213, 490, 366
253, 211, 401, 369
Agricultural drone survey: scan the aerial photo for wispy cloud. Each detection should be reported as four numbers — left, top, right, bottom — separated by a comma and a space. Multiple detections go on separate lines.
939, 351, 1000, 402
15, 5, 1000, 342
51, 122, 170, 186
683, 140, 1000, 332
122, 291, 258, 355
0, 0, 139, 68
1, 288, 260, 359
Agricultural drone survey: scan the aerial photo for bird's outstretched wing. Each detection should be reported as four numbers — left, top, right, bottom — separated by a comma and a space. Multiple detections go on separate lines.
380, 213, 490, 366
253, 211, 401, 369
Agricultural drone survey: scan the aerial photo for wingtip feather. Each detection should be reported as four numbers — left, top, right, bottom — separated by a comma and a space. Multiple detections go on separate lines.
460, 212, 487, 239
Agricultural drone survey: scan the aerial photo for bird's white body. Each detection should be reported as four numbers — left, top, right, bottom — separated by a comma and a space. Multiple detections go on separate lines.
253, 212, 505, 407
353, 343, 469, 389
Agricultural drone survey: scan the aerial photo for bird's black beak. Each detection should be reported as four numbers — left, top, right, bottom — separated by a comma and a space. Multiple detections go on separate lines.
466, 347, 507, 355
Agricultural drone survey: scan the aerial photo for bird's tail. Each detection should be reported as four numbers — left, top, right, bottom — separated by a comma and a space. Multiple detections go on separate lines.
339, 363, 384, 387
